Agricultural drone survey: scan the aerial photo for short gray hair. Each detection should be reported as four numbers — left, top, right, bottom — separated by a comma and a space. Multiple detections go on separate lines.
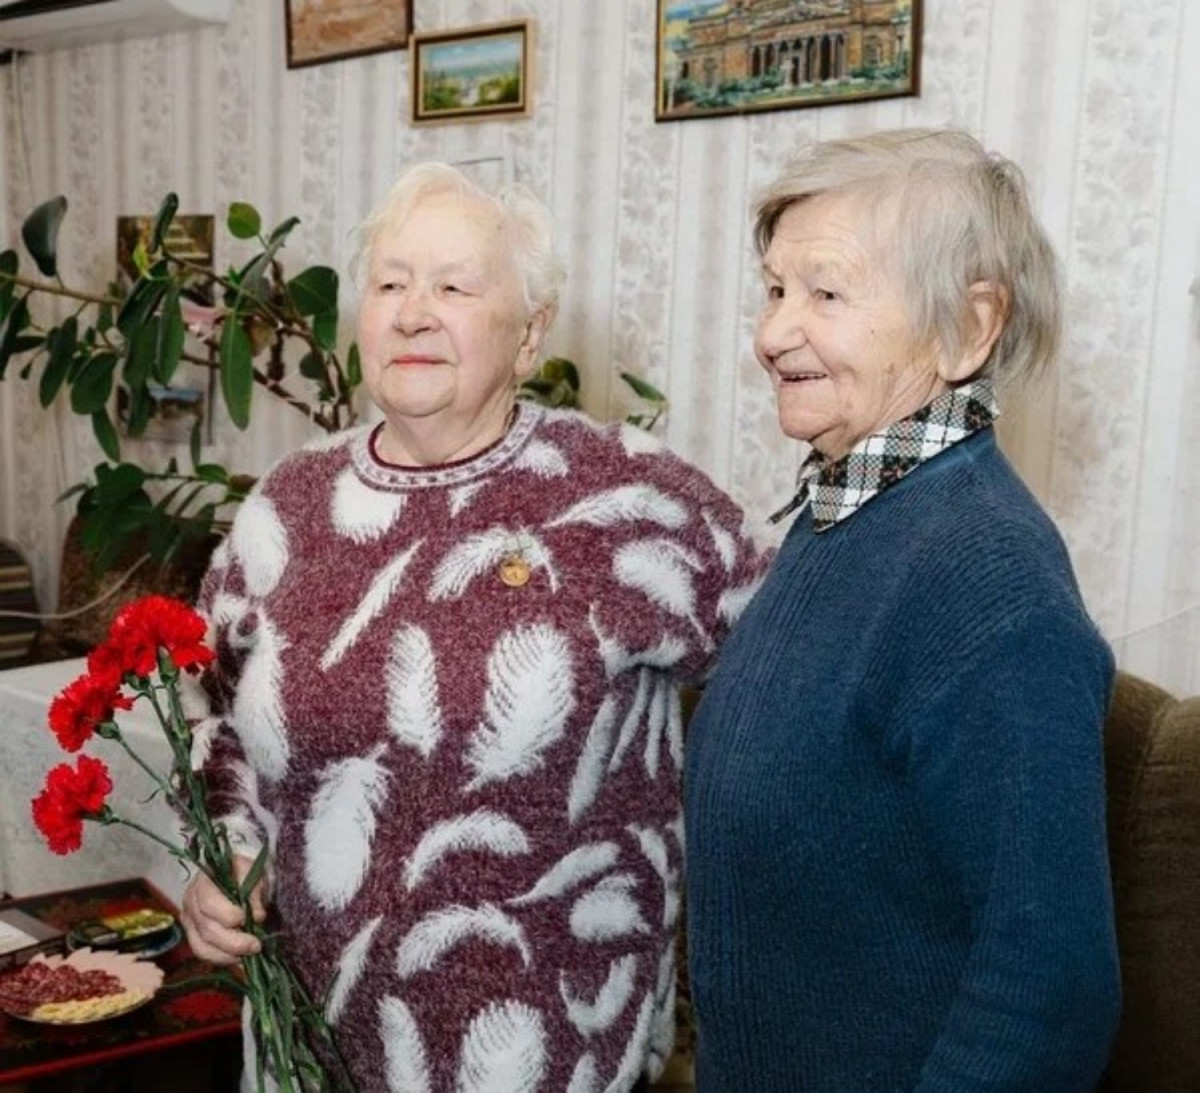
754, 128, 1061, 389
351, 162, 565, 316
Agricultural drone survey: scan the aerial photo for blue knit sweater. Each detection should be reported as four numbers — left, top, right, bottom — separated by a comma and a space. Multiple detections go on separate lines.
684, 430, 1120, 1092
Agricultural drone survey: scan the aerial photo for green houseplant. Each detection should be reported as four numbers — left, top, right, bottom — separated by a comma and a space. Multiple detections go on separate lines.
0, 194, 667, 583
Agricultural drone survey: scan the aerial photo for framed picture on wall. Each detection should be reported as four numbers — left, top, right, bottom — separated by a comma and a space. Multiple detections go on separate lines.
285, 0, 414, 69
410, 20, 533, 127
656, 0, 921, 122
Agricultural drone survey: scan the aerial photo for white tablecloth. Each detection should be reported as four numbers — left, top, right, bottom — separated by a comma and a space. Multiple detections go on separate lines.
0, 657, 191, 904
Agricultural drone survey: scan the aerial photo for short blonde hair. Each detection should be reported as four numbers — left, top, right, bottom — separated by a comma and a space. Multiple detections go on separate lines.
351, 162, 565, 316
754, 128, 1060, 389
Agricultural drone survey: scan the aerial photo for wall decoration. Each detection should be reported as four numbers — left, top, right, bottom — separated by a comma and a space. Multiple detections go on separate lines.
285, 0, 414, 69
656, 0, 921, 122
410, 20, 533, 127
117, 214, 214, 302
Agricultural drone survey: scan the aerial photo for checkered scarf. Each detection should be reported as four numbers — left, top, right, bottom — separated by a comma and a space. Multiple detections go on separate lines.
768, 380, 1000, 530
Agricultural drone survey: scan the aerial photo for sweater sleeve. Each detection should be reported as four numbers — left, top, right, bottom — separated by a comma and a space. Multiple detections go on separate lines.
192, 524, 271, 859
583, 432, 771, 685
902, 606, 1120, 1092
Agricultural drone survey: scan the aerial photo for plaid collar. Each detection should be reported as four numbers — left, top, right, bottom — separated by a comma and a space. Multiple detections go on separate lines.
769, 380, 1000, 531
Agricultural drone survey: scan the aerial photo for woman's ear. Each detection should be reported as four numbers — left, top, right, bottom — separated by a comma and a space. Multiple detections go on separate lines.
939, 281, 1010, 384
515, 305, 556, 379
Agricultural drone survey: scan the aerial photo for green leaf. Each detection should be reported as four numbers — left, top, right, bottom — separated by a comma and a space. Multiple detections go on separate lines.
297, 351, 324, 381
0, 296, 30, 379
97, 302, 113, 333
227, 202, 262, 240
126, 317, 159, 391
54, 482, 89, 504
194, 463, 229, 484
154, 284, 185, 386
541, 357, 580, 389
21, 196, 68, 278
312, 310, 337, 351
346, 342, 362, 388
151, 193, 179, 251
0, 250, 17, 314
117, 276, 167, 338
268, 216, 301, 245
219, 315, 253, 428
189, 416, 202, 467
286, 265, 338, 316
91, 408, 120, 461
38, 317, 78, 407
620, 370, 667, 403
70, 352, 118, 415
122, 384, 154, 438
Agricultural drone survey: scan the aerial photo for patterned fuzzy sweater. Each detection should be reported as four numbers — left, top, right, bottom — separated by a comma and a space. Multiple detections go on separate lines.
195, 404, 764, 1093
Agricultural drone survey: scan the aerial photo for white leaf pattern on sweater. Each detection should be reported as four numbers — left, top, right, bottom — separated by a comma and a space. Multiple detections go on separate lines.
718, 577, 765, 624
332, 467, 407, 543
560, 953, 639, 1037
701, 508, 737, 572
232, 495, 289, 597
565, 1054, 600, 1093
326, 915, 384, 1024
448, 481, 486, 518
380, 995, 433, 1093
609, 993, 656, 1092
430, 528, 559, 600
609, 670, 651, 774
619, 423, 665, 457
304, 747, 391, 913
665, 685, 684, 773
613, 539, 706, 639
232, 614, 290, 782
508, 842, 621, 906
465, 624, 576, 790
627, 825, 669, 882
320, 540, 423, 670
643, 677, 670, 780
404, 810, 530, 891
513, 439, 569, 478
454, 1000, 547, 1093
386, 625, 443, 759
567, 696, 620, 825
588, 609, 688, 678
396, 905, 531, 980
570, 875, 649, 942
547, 485, 686, 531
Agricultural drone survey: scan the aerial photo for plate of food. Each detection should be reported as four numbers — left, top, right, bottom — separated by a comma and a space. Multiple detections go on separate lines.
0, 947, 164, 1024
67, 908, 181, 959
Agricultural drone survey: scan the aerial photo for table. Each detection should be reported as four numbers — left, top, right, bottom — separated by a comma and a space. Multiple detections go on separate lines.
0, 877, 241, 1086
0, 658, 190, 904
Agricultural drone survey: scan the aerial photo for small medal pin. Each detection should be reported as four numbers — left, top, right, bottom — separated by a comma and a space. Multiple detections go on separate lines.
498, 532, 535, 587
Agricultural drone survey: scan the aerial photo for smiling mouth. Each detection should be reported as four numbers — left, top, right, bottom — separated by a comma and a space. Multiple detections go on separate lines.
779, 372, 825, 383
392, 355, 443, 367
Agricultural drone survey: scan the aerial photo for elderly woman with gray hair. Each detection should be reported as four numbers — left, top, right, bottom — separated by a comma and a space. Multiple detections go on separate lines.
179, 163, 765, 1092
684, 128, 1120, 1091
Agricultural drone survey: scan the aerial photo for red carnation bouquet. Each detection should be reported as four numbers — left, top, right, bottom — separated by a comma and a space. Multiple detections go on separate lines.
31, 594, 355, 1093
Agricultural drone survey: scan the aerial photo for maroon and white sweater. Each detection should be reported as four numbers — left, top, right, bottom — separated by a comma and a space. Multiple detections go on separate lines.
194, 404, 764, 1093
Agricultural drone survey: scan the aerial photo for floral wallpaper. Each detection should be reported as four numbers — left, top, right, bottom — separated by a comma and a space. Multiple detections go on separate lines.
1, 0, 1197, 691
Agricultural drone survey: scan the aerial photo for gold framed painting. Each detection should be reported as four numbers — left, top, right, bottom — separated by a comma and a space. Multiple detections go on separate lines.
410, 20, 533, 127
656, 0, 921, 122
285, 0, 414, 69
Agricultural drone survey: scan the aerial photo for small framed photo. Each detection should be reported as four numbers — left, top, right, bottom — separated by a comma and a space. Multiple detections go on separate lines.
117, 213, 215, 303
410, 20, 533, 127
656, 0, 921, 122
285, 0, 414, 69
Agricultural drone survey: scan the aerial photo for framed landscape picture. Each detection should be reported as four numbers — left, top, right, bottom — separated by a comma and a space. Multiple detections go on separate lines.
285, 0, 414, 69
656, 0, 921, 122
410, 20, 533, 127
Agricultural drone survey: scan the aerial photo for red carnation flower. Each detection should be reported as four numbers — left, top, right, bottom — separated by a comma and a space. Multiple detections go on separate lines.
31, 755, 113, 855
47, 674, 134, 752
106, 594, 215, 677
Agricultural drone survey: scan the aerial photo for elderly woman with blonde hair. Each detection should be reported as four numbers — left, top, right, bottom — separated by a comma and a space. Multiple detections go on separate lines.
179, 162, 765, 1092
685, 128, 1120, 1091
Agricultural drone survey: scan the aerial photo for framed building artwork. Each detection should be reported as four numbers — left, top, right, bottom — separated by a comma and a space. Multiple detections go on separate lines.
285, 0, 414, 69
410, 20, 533, 127
656, 0, 921, 122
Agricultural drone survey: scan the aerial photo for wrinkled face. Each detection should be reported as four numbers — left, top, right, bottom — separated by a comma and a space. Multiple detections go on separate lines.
755, 191, 947, 460
357, 191, 540, 445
